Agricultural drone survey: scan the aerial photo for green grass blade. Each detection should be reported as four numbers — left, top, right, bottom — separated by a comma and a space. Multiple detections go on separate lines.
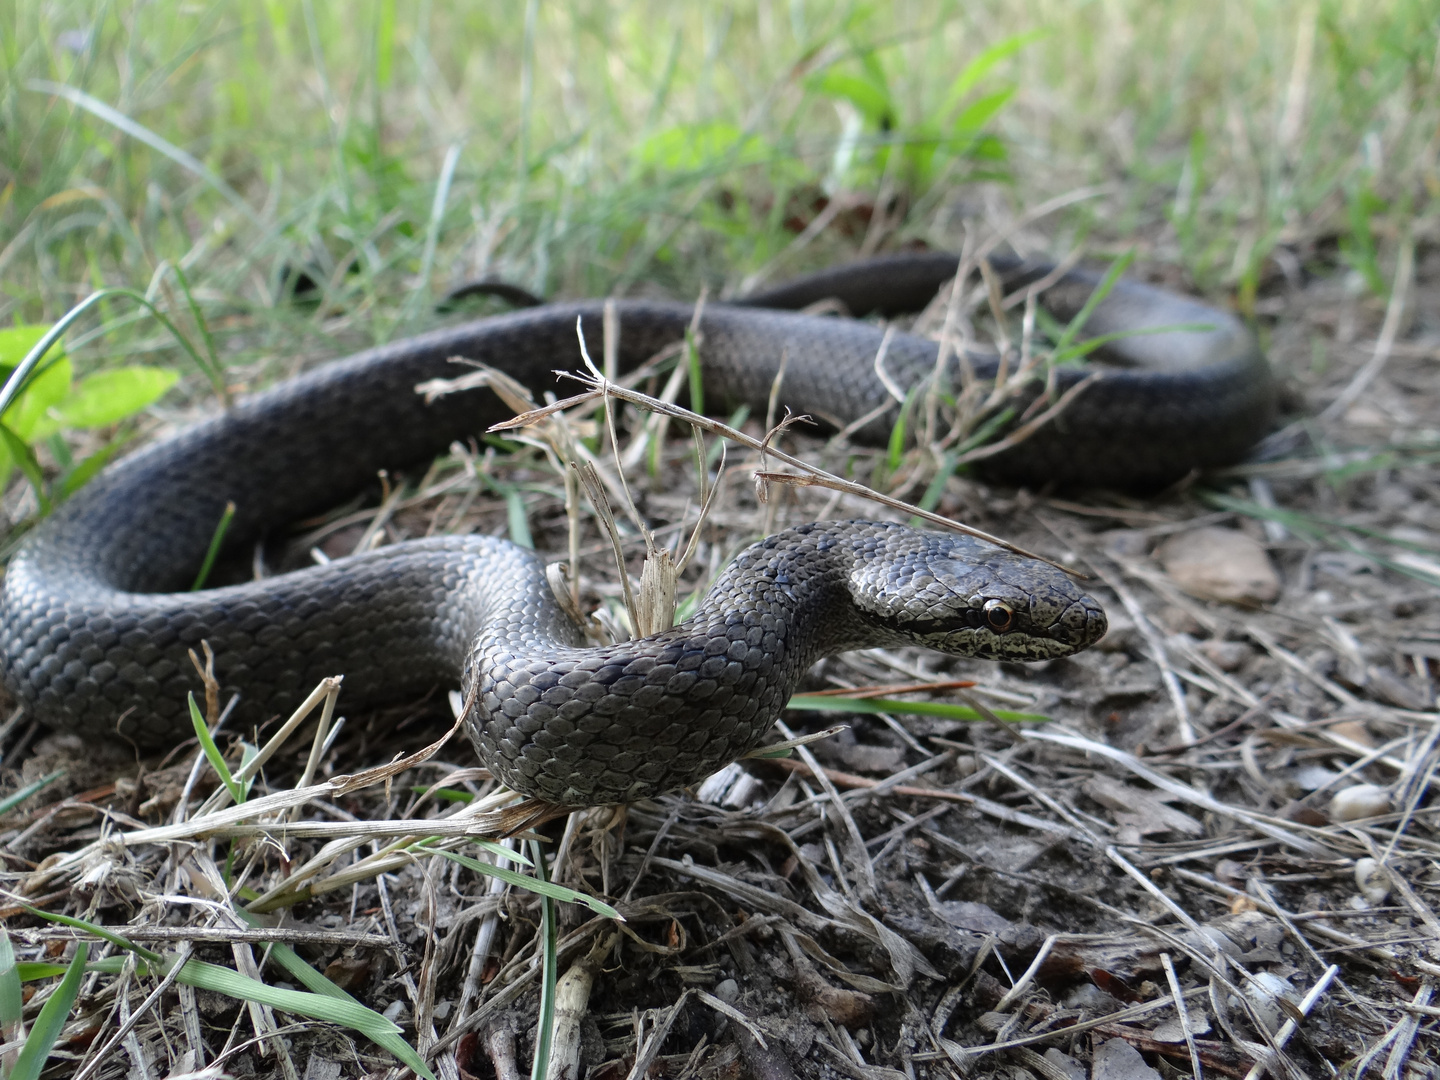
0, 932, 25, 1050
167, 264, 222, 381
885, 386, 917, 474
0, 770, 64, 816
189, 692, 244, 804
9, 942, 86, 1080
1050, 321, 1218, 367
408, 785, 474, 804
21, 908, 162, 964
942, 29, 1046, 113
0, 289, 222, 421
785, 694, 1048, 724
415, 142, 461, 306
0, 289, 109, 419
915, 450, 958, 519
1201, 490, 1440, 588
685, 326, 705, 416
171, 956, 409, 1038
530, 839, 558, 1080
17, 914, 435, 1080
1050, 250, 1135, 359
56, 439, 126, 501
27, 81, 260, 226
504, 486, 533, 550
232, 916, 437, 1080
418, 846, 618, 919
15, 963, 69, 981
191, 500, 236, 590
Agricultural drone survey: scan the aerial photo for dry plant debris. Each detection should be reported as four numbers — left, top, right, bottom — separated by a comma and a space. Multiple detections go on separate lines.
0, 252, 1437, 1080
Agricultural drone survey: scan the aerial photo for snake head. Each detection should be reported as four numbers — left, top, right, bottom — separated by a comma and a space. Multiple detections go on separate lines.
848, 531, 1107, 661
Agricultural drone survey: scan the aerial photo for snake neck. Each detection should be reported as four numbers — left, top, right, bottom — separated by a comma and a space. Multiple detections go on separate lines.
461, 522, 891, 806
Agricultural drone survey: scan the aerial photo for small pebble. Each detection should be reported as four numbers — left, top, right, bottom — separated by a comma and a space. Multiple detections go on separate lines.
1329, 784, 1391, 822
1329, 719, 1376, 748
1354, 857, 1390, 906
1092, 1038, 1162, 1079
1197, 639, 1254, 672
1156, 526, 1281, 606
1238, 971, 1296, 1035
713, 978, 739, 1004
1043, 1048, 1087, 1080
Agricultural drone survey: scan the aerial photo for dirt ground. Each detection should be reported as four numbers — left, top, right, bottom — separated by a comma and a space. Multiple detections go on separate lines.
1, 250, 1438, 1079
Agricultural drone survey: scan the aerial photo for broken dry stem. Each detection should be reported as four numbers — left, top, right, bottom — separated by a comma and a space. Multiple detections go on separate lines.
492, 360, 1080, 577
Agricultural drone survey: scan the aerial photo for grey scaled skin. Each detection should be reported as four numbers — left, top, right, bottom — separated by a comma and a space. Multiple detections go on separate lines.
0, 252, 1264, 805
466, 521, 1105, 807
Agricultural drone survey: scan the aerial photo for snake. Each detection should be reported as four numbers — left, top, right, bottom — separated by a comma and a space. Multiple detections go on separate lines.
0, 253, 1273, 807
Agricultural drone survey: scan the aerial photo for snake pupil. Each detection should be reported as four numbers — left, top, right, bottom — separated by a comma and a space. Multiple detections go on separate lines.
983, 600, 1014, 632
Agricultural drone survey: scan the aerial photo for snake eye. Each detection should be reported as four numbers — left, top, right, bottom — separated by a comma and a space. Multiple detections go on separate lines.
982, 600, 1014, 632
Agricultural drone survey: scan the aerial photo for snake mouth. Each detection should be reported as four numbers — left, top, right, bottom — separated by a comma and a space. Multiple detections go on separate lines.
1048, 599, 1109, 652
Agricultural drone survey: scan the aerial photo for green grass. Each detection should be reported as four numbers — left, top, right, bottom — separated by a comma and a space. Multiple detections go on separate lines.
1, 1, 1434, 394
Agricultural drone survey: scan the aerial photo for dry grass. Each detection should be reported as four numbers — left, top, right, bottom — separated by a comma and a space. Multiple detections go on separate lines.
0, 244, 1437, 1077
1, 2, 1439, 1077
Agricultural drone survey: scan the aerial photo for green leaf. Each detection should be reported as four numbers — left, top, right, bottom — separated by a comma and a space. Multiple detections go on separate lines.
948, 87, 1017, 141
810, 70, 893, 128
0, 423, 51, 515
941, 30, 1045, 113
50, 366, 179, 429
634, 121, 769, 174
3, 356, 72, 442
0, 326, 52, 370
10, 943, 86, 1080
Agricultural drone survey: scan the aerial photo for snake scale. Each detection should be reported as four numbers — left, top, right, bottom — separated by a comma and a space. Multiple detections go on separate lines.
0, 254, 1273, 807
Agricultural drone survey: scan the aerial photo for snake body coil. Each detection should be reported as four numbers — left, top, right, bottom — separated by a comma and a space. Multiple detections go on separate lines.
0, 255, 1273, 806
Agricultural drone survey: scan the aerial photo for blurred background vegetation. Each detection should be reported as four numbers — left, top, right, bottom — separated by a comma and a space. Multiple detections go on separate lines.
0, 0, 1435, 407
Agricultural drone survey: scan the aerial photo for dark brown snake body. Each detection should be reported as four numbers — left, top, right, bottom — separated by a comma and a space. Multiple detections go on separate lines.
0, 254, 1273, 807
